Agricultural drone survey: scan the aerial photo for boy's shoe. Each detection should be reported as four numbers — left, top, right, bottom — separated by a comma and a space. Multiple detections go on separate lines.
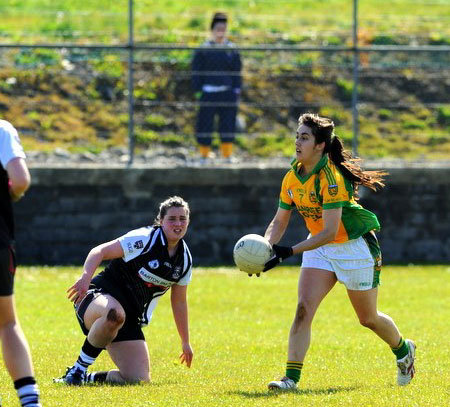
397, 339, 416, 386
268, 376, 297, 391
54, 366, 86, 386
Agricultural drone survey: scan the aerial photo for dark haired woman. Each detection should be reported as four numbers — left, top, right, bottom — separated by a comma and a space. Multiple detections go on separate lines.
56, 196, 193, 385
260, 113, 415, 390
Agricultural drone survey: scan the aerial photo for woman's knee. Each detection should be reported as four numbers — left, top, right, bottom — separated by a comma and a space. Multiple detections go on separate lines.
358, 314, 378, 330
104, 307, 125, 330
0, 320, 17, 333
121, 369, 150, 384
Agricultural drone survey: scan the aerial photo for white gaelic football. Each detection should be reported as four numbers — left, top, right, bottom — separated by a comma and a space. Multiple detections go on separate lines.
233, 234, 273, 274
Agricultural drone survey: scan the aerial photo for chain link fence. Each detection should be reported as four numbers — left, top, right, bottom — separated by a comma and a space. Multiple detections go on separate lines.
0, 0, 449, 163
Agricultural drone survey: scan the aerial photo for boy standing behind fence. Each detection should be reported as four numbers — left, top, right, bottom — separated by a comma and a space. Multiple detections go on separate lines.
192, 12, 242, 163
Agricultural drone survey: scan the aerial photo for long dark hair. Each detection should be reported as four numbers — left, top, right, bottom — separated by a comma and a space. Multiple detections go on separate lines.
154, 196, 190, 226
299, 113, 387, 192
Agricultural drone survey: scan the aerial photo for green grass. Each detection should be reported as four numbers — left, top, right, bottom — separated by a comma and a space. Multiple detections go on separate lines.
1, 1, 449, 45
1, 265, 449, 406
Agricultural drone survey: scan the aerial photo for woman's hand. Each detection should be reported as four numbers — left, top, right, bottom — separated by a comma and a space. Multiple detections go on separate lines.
179, 342, 193, 368
67, 275, 90, 305
263, 244, 294, 272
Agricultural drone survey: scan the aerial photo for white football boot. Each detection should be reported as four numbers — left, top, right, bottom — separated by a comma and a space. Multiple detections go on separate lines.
268, 376, 297, 391
397, 339, 416, 386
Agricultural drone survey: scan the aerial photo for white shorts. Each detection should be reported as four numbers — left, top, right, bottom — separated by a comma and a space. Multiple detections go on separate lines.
301, 235, 381, 291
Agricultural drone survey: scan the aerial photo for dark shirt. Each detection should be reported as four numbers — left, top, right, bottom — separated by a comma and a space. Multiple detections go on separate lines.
92, 226, 193, 326
192, 39, 242, 92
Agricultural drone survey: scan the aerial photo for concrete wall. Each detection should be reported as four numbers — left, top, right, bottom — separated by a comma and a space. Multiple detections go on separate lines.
13, 164, 450, 266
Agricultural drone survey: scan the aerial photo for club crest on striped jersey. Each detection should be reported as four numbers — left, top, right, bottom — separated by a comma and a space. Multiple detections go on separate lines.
328, 184, 338, 196
309, 191, 318, 203
172, 266, 182, 279
148, 259, 159, 269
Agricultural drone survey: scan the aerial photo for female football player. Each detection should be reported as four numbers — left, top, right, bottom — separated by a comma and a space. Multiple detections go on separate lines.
56, 196, 193, 385
0, 120, 41, 406
261, 113, 415, 390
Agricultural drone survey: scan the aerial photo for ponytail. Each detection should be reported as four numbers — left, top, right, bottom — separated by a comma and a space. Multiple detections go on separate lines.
298, 112, 387, 193
328, 135, 387, 192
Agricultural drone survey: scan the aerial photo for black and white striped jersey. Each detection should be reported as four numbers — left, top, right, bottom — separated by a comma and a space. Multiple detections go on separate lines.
91, 226, 192, 326
0, 120, 26, 248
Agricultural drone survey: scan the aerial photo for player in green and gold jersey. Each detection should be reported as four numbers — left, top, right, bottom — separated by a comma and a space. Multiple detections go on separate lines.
260, 113, 415, 390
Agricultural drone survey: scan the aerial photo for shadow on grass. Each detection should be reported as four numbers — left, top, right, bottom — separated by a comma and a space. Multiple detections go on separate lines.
53, 379, 180, 387
229, 385, 358, 398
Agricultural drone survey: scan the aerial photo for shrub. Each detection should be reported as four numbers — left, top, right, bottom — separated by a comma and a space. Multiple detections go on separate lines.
402, 119, 426, 130
14, 49, 61, 68
378, 109, 393, 121
187, 17, 204, 29
135, 129, 158, 146
145, 114, 168, 128
336, 78, 354, 100
371, 34, 400, 45
91, 54, 124, 79
437, 105, 450, 126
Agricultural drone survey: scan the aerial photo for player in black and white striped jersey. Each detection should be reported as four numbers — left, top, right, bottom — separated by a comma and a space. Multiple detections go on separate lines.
55, 196, 193, 385
0, 120, 42, 407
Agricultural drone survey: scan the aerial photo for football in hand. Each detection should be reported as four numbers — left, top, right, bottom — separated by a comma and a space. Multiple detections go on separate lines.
233, 234, 273, 274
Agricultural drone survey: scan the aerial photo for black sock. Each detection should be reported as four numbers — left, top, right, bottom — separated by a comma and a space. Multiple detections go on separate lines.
74, 338, 103, 372
86, 371, 109, 384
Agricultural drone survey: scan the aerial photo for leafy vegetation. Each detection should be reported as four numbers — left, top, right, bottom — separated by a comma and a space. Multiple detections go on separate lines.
0, 1, 449, 160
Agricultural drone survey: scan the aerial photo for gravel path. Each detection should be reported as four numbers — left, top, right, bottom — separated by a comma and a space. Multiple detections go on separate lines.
25, 146, 450, 169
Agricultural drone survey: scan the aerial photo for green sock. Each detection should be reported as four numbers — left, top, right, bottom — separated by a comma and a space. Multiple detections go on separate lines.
286, 361, 303, 383
391, 337, 408, 359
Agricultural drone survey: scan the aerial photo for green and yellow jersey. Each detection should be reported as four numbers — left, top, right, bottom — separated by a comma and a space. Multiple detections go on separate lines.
279, 155, 380, 244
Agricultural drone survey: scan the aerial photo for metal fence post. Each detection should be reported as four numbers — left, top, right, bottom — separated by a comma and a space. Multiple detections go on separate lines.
352, 0, 359, 156
127, 0, 135, 166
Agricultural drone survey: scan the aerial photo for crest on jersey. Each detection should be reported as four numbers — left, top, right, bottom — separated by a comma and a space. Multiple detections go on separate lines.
328, 184, 338, 196
134, 240, 143, 249
309, 191, 318, 203
148, 259, 159, 269
287, 189, 294, 199
173, 266, 182, 279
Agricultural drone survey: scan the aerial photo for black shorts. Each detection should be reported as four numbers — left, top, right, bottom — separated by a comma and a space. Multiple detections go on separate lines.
0, 246, 16, 296
75, 287, 145, 342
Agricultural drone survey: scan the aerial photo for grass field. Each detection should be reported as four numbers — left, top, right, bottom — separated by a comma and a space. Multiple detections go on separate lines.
0, 265, 449, 406
1, 0, 449, 44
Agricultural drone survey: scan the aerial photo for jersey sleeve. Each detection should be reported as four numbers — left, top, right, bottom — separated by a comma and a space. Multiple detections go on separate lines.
320, 166, 350, 209
176, 242, 193, 286
0, 121, 26, 168
278, 171, 295, 210
118, 226, 153, 262
176, 265, 192, 286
